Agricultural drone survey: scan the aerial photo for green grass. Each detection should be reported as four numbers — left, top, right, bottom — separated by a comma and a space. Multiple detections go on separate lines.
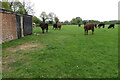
2, 25, 118, 78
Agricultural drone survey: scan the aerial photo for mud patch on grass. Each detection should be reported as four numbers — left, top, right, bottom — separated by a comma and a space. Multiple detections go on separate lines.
6, 43, 45, 52
3, 42, 45, 72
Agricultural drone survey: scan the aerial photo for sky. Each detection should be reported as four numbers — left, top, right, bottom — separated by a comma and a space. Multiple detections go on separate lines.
29, 0, 119, 22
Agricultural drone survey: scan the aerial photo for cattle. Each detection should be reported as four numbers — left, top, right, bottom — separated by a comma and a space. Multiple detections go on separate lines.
84, 23, 95, 35
108, 24, 115, 29
32, 23, 36, 27
53, 24, 62, 30
57, 24, 62, 30
94, 24, 97, 28
53, 24, 58, 29
40, 23, 48, 33
78, 24, 81, 27
98, 24, 105, 28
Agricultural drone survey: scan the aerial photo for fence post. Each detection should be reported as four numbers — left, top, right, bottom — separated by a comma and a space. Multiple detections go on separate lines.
21, 15, 24, 37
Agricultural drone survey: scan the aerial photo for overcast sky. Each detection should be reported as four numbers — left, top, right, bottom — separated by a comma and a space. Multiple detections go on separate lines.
30, 0, 119, 22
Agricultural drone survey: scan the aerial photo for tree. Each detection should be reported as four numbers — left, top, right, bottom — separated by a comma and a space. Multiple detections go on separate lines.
32, 16, 41, 24
64, 20, 70, 25
33, 16, 40, 24
7, 0, 22, 12
82, 20, 89, 24
103, 20, 118, 25
1, 1, 12, 11
70, 17, 82, 25
76, 17, 82, 24
40, 11, 48, 23
16, 8, 24, 14
70, 18, 77, 25
88, 20, 100, 24
48, 12, 56, 24
22, 0, 34, 15
12, 1, 23, 12
1, 0, 34, 15
54, 17, 59, 24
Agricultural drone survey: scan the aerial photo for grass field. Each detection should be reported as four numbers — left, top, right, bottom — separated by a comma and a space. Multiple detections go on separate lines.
2, 25, 118, 78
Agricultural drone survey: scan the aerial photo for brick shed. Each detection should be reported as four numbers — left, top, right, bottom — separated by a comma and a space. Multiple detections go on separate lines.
0, 9, 32, 43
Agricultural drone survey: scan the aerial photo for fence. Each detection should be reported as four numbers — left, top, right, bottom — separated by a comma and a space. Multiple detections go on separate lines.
0, 9, 32, 43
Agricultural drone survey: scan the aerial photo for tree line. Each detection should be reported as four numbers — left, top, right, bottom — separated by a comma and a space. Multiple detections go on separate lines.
33, 12, 119, 25
33, 11, 119, 25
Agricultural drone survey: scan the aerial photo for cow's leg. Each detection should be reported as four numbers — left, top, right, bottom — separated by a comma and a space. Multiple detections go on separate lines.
103, 25, 105, 28
85, 29, 88, 35
92, 31, 94, 35
92, 29, 94, 35
56, 27, 58, 30
86, 30, 88, 35
59, 26, 61, 30
53, 26, 56, 30
42, 30, 44, 33
84, 29, 86, 35
46, 27, 48, 33
41, 27, 44, 33
59, 27, 61, 30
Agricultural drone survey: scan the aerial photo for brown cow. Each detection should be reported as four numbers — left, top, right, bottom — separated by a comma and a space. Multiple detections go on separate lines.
57, 24, 62, 30
53, 24, 62, 30
84, 23, 95, 35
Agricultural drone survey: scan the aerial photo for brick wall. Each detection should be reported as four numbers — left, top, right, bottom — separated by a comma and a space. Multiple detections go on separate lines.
1, 12, 18, 43
0, 13, 2, 44
0, 9, 32, 43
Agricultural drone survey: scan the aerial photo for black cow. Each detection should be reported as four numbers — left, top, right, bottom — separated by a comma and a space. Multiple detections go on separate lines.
98, 24, 105, 28
40, 23, 48, 33
53, 24, 58, 29
78, 24, 81, 27
108, 24, 115, 29
94, 24, 97, 28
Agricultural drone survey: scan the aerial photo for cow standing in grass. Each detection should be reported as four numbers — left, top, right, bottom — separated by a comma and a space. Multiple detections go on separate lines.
98, 24, 105, 28
40, 23, 48, 33
78, 24, 81, 27
53, 24, 62, 30
94, 24, 97, 28
84, 23, 95, 35
108, 24, 115, 29
57, 24, 62, 30
53, 24, 58, 29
